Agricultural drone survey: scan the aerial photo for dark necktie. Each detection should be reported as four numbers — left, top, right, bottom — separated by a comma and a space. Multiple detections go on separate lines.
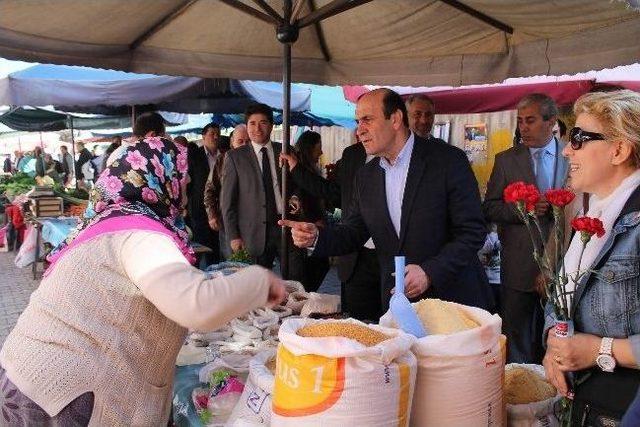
261, 147, 277, 224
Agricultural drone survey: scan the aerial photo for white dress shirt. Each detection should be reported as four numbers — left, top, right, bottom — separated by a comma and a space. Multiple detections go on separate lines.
251, 141, 283, 214
379, 132, 415, 236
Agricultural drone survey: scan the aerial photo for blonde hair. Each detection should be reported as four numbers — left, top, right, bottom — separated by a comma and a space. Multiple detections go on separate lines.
573, 90, 640, 167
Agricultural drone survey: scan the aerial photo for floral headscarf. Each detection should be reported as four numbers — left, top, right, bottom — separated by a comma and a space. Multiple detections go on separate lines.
47, 136, 195, 266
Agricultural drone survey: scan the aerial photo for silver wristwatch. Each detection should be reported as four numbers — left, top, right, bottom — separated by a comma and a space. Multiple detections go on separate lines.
596, 337, 616, 372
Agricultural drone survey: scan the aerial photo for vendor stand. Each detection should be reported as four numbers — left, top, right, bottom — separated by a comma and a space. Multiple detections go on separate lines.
28, 215, 79, 278
170, 262, 341, 426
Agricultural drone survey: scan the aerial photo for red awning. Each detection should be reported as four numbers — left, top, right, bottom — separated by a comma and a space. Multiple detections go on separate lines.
343, 80, 600, 114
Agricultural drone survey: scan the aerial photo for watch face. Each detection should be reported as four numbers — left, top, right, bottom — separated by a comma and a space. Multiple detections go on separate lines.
596, 354, 616, 372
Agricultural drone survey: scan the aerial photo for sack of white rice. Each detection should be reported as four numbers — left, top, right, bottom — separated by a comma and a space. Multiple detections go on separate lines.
504, 364, 560, 427
380, 298, 504, 426
226, 349, 277, 426
271, 318, 417, 426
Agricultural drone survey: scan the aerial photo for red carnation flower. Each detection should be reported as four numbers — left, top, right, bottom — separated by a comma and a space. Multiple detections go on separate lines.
571, 216, 605, 243
545, 189, 575, 207
504, 181, 525, 203
504, 181, 540, 212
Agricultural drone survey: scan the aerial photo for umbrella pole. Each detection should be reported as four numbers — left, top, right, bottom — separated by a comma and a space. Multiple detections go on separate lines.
280, 41, 292, 279
68, 115, 78, 190
39, 131, 46, 176
279, 0, 295, 280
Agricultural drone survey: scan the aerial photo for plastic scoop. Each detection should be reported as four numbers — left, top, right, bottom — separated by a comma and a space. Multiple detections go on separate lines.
389, 256, 427, 338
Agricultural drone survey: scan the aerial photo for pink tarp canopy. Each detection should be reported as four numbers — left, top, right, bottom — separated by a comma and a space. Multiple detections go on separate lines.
343, 79, 640, 114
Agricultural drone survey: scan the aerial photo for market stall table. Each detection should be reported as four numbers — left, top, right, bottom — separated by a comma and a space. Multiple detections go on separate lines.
30, 216, 78, 278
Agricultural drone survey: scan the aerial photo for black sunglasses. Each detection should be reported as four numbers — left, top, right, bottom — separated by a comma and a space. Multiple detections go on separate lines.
569, 127, 605, 150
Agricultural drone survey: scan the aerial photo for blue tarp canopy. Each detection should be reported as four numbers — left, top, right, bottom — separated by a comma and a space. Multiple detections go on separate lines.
0, 64, 311, 114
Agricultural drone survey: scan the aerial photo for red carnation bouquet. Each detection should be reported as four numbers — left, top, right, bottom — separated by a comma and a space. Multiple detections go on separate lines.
503, 182, 605, 322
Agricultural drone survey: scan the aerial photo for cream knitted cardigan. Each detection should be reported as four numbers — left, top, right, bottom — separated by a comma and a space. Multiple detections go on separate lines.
0, 231, 271, 426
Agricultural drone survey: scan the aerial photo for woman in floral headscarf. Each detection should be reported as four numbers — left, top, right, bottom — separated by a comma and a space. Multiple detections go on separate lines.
0, 113, 286, 426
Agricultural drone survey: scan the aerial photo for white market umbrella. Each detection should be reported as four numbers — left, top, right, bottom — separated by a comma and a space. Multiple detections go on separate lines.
2, 0, 638, 276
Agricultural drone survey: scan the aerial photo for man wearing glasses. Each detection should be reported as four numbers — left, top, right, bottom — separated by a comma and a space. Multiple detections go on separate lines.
483, 93, 569, 364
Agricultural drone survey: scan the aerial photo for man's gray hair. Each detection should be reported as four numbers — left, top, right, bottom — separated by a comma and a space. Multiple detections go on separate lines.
405, 94, 435, 108
517, 93, 558, 121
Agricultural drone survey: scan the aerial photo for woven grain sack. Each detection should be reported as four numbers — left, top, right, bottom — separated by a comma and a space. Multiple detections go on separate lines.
504, 364, 560, 427
380, 300, 504, 427
226, 349, 276, 426
272, 318, 417, 427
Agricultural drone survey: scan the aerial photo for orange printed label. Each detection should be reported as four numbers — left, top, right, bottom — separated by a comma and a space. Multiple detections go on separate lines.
272, 345, 345, 417
397, 363, 410, 427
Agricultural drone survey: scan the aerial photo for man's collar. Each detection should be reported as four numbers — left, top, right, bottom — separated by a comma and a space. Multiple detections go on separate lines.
380, 132, 415, 168
204, 146, 218, 157
529, 135, 556, 155
251, 140, 272, 155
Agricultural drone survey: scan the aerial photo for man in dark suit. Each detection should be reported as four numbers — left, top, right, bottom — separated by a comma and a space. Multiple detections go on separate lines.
405, 94, 447, 144
282, 89, 493, 312
221, 103, 303, 279
187, 123, 221, 264
483, 93, 568, 363
281, 140, 382, 320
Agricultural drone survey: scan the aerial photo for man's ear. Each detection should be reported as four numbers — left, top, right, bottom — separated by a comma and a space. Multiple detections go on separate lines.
392, 110, 403, 130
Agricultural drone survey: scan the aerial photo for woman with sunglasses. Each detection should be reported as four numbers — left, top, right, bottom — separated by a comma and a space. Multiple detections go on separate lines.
543, 90, 640, 424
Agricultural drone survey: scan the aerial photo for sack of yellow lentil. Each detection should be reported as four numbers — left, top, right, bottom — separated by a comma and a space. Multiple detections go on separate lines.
504, 364, 560, 427
380, 299, 504, 426
271, 318, 417, 426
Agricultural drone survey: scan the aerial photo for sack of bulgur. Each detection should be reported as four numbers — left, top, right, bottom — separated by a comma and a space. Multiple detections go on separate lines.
271, 318, 417, 427
380, 299, 504, 426
504, 364, 560, 427
226, 349, 276, 426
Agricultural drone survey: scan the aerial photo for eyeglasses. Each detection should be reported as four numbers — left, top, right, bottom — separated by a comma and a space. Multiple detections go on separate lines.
569, 127, 606, 150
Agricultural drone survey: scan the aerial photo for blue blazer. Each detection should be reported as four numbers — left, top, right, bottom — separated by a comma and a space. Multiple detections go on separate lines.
314, 136, 494, 311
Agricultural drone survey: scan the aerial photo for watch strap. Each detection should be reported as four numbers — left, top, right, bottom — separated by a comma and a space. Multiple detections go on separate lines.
599, 337, 614, 356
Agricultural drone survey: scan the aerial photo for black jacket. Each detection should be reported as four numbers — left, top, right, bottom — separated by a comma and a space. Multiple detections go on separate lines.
187, 145, 215, 246
290, 142, 367, 282
313, 136, 493, 311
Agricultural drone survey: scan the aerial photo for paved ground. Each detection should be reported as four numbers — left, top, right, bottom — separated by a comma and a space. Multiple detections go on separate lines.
0, 250, 38, 346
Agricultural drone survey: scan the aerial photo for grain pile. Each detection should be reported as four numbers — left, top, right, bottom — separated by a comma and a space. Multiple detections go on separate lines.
414, 299, 480, 334
504, 367, 557, 404
297, 322, 390, 347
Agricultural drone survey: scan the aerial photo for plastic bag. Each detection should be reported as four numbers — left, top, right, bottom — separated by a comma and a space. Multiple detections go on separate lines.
209, 369, 245, 423
14, 225, 38, 268
299, 292, 340, 317
0, 225, 7, 251
226, 349, 276, 426
285, 291, 309, 315
200, 354, 254, 383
